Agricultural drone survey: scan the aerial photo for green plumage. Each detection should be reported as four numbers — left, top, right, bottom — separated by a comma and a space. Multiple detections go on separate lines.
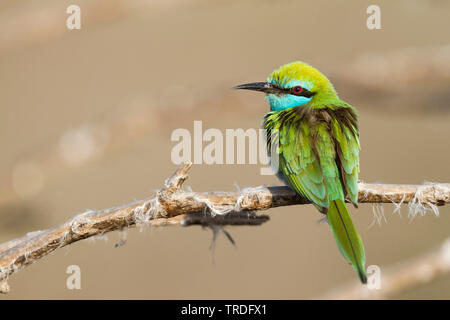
264, 102, 367, 283
246, 61, 367, 283
328, 200, 366, 283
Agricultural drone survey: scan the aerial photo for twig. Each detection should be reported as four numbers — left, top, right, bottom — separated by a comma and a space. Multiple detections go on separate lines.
0, 162, 449, 293
321, 236, 450, 299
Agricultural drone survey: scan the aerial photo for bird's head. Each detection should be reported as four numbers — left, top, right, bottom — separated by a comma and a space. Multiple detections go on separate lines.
234, 61, 338, 111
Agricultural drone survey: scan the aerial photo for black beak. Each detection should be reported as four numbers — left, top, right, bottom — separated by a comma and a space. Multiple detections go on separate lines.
233, 82, 280, 94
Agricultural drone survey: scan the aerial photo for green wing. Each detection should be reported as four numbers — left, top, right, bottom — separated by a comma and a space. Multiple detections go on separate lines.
330, 109, 360, 205
264, 105, 360, 210
265, 110, 327, 212
265, 106, 366, 282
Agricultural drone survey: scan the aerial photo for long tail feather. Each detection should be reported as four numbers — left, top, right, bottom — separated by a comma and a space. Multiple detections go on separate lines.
327, 200, 367, 283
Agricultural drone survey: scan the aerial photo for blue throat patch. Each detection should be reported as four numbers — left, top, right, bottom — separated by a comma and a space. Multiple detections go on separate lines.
266, 78, 314, 111
266, 94, 312, 111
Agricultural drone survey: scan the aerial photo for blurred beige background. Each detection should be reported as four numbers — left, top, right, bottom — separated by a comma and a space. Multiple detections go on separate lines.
0, 0, 449, 299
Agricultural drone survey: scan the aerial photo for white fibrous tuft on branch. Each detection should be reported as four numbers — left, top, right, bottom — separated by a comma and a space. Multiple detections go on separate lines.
0, 162, 449, 294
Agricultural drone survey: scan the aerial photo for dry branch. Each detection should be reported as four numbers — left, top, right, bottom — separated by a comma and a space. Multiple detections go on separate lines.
0, 162, 449, 294
321, 236, 450, 299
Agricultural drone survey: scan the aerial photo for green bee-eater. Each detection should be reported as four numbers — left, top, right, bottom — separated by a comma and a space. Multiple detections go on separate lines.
234, 61, 367, 283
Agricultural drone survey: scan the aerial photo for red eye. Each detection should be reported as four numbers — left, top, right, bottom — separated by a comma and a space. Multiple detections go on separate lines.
292, 86, 303, 94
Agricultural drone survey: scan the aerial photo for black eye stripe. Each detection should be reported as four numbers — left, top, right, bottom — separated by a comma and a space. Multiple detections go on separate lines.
270, 84, 315, 98
277, 86, 315, 98
301, 89, 315, 98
